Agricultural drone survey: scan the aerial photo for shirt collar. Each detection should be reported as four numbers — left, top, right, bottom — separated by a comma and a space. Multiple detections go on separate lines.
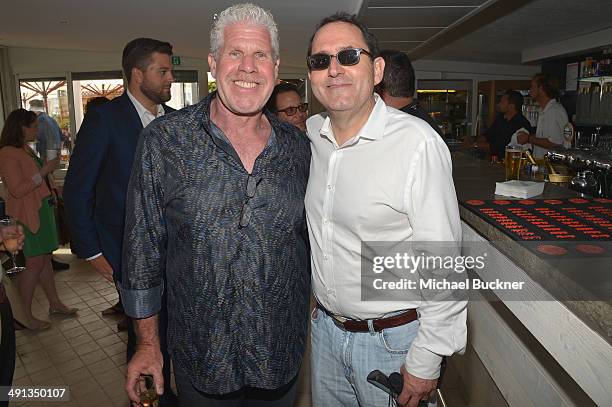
319, 93, 387, 147
541, 98, 557, 113
127, 89, 164, 121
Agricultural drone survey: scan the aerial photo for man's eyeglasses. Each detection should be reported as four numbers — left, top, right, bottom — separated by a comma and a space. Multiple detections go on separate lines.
307, 48, 373, 71
239, 175, 261, 228
277, 103, 308, 116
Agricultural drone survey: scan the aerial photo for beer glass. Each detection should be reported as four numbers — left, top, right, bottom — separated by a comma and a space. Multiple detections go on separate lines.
137, 375, 159, 407
0, 218, 26, 275
504, 146, 522, 181
47, 138, 61, 161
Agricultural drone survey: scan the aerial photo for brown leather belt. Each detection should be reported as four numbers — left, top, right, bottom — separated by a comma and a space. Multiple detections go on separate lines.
317, 304, 417, 333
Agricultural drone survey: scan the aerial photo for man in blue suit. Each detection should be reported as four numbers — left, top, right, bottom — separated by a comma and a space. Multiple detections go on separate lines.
64, 37, 177, 406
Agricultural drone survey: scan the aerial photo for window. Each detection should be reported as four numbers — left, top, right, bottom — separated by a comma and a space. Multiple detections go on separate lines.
19, 78, 71, 162
167, 70, 199, 110
72, 71, 124, 132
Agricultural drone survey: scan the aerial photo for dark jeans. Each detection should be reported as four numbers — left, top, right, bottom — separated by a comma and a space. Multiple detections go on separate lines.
126, 285, 175, 405
174, 364, 298, 407
0, 301, 16, 407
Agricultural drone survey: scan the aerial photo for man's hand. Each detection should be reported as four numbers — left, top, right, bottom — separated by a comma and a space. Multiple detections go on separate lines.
517, 131, 530, 145
88, 255, 114, 282
396, 365, 438, 407
126, 344, 164, 405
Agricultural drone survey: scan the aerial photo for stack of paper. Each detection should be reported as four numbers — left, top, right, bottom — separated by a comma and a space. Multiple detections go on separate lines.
495, 180, 545, 199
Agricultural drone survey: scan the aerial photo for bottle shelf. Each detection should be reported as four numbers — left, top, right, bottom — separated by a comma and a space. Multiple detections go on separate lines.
579, 76, 612, 84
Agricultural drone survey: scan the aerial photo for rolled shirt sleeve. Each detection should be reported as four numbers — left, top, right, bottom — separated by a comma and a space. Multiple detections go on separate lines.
119, 125, 168, 319
404, 137, 467, 379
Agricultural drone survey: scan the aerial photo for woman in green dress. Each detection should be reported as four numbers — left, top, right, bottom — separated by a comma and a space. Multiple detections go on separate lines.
0, 109, 77, 330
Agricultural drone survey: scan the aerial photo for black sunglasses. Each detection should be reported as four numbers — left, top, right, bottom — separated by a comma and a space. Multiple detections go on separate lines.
277, 103, 308, 116
307, 48, 373, 71
239, 175, 261, 228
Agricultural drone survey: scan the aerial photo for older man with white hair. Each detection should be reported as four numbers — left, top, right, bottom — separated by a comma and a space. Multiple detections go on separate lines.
121, 3, 311, 406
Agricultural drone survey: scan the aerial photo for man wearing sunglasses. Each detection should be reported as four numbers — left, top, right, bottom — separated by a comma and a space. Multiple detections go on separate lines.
120, 4, 311, 406
266, 82, 308, 131
305, 12, 466, 407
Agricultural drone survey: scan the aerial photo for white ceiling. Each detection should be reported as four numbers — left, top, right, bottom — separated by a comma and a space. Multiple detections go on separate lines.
0, 0, 610, 69
422, 0, 612, 64
0, 0, 361, 70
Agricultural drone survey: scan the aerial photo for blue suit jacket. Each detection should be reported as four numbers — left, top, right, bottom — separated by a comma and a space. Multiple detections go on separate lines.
64, 92, 174, 280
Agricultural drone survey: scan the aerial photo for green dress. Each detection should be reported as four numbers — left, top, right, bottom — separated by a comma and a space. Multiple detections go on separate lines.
20, 153, 59, 257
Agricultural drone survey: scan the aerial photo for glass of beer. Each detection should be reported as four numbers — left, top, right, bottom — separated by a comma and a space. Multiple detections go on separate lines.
137, 375, 159, 407
504, 146, 522, 181
0, 218, 26, 275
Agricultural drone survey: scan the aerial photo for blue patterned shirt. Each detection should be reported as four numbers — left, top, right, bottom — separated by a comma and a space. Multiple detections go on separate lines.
120, 93, 311, 394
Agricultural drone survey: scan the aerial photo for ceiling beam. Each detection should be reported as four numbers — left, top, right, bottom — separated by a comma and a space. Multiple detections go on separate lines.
522, 27, 612, 63
407, 0, 536, 61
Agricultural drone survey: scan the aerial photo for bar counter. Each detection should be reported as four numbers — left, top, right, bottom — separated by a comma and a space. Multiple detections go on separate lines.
451, 151, 611, 406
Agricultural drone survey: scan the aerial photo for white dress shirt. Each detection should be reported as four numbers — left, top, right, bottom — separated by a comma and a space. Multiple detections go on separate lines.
127, 90, 165, 128
305, 94, 467, 379
533, 99, 568, 158
86, 91, 164, 262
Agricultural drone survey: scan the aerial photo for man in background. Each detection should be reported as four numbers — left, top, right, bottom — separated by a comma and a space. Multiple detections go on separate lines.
375, 50, 443, 136
63, 37, 177, 406
28, 99, 62, 161
266, 82, 308, 131
517, 73, 568, 157
475, 90, 533, 159
28, 99, 69, 271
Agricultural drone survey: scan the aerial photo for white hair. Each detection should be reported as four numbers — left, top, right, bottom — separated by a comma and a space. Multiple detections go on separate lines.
210, 3, 279, 61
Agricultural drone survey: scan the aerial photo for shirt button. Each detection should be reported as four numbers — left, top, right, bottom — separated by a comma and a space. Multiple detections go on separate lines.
323, 219, 329, 225
324, 255, 329, 261
327, 184, 333, 190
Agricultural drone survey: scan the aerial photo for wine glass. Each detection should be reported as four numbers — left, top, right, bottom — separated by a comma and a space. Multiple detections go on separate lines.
0, 218, 27, 275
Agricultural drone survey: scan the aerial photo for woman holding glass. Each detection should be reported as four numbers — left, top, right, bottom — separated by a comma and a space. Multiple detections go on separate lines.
0, 108, 76, 330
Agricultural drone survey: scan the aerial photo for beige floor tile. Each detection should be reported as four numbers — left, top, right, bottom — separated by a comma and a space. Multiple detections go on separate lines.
93, 367, 125, 387
61, 366, 93, 386
90, 326, 115, 340
67, 332, 95, 347
28, 366, 60, 383
48, 348, 79, 364
103, 341, 127, 358
62, 325, 88, 339
104, 378, 129, 399
87, 358, 117, 375
74, 340, 101, 356
95, 333, 123, 348
22, 356, 53, 375
55, 357, 86, 375
80, 348, 108, 366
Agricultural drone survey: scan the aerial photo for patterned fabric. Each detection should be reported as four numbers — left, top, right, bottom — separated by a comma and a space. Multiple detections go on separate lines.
120, 93, 311, 394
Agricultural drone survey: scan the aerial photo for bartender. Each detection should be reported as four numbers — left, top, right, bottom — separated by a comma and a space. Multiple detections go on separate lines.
475, 90, 532, 159
517, 73, 568, 157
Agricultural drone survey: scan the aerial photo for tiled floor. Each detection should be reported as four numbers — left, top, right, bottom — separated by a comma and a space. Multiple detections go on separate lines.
9, 248, 311, 407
